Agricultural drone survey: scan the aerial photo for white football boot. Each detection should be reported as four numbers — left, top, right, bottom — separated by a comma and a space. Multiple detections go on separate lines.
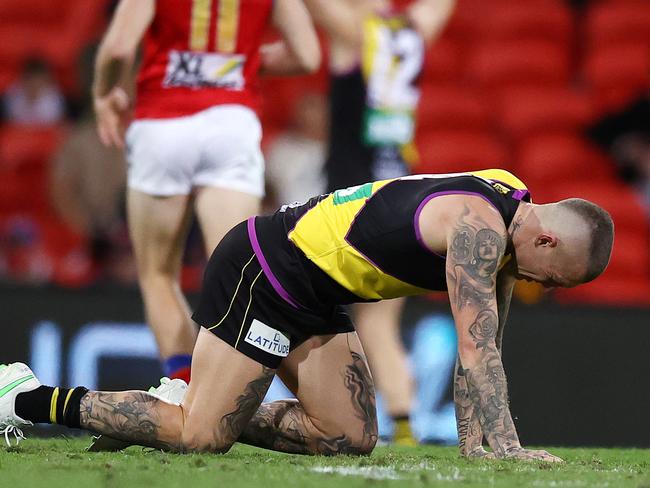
0, 363, 41, 446
87, 376, 188, 452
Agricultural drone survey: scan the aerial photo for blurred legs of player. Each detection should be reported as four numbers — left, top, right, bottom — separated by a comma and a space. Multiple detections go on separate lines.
354, 298, 417, 446
128, 187, 260, 383
128, 189, 196, 382
126, 104, 265, 382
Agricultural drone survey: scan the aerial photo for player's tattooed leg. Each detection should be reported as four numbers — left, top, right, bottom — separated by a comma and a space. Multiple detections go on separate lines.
80, 391, 182, 451
240, 352, 377, 456
218, 366, 275, 444
343, 351, 378, 448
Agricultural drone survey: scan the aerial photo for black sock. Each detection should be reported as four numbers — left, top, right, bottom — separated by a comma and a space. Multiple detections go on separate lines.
15, 386, 89, 428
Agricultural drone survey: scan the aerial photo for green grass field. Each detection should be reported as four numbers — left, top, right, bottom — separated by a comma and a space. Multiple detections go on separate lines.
1, 438, 648, 488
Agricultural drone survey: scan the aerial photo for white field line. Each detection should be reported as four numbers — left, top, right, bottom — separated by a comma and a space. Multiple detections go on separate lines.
309, 466, 403, 480
309, 463, 466, 482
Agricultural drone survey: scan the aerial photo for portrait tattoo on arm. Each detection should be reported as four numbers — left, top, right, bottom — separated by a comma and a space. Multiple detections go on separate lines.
448, 206, 505, 310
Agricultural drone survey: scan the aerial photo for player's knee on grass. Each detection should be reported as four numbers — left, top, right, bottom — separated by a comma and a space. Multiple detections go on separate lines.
312, 412, 378, 455
180, 423, 234, 454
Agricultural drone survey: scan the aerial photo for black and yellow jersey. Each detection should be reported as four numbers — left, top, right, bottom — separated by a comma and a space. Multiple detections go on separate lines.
250, 169, 530, 309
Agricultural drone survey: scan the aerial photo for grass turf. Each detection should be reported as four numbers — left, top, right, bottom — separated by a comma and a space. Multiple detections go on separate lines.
0, 438, 648, 488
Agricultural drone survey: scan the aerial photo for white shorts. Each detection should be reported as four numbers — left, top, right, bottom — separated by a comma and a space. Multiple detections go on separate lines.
126, 105, 265, 197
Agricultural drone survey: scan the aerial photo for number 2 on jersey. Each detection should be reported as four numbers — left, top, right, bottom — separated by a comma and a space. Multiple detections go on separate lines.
190, 0, 240, 53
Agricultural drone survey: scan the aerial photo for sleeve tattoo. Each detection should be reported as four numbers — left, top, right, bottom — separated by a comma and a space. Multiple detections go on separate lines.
447, 205, 520, 457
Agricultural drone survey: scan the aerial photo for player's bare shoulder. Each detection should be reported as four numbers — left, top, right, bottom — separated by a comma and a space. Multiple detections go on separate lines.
417, 194, 507, 258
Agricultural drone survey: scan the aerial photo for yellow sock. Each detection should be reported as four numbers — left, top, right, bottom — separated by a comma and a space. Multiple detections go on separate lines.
393, 417, 418, 447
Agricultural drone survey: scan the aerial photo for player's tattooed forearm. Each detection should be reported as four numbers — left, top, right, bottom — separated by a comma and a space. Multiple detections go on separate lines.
468, 310, 498, 351
80, 391, 177, 451
453, 357, 484, 455
219, 366, 275, 444
343, 352, 378, 446
464, 345, 519, 457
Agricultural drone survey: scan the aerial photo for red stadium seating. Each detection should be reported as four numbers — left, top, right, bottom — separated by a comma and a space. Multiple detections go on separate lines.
417, 83, 491, 131
583, 43, 650, 112
548, 180, 646, 232
0, 0, 109, 93
0, 126, 66, 214
555, 276, 650, 305
601, 230, 650, 279
420, 39, 463, 82
515, 133, 616, 188
0, 125, 66, 170
416, 130, 511, 174
498, 86, 596, 138
0, 0, 68, 24
466, 40, 571, 88
585, 1, 650, 48
441, 0, 482, 40
474, 0, 573, 45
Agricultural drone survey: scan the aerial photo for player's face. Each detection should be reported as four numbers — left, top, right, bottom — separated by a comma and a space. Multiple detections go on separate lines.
516, 249, 586, 289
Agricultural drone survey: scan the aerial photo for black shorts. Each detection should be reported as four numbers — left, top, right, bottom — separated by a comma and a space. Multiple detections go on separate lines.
192, 220, 355, 368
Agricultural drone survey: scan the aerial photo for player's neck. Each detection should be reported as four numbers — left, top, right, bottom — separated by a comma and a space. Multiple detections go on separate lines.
509, 202, 535, 243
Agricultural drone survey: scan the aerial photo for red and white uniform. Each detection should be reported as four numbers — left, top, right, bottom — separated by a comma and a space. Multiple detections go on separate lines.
127, 0, 273, 196
135, 0, 273, 119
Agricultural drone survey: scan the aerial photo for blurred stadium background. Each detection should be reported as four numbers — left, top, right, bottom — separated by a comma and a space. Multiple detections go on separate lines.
0, 0, 648, 447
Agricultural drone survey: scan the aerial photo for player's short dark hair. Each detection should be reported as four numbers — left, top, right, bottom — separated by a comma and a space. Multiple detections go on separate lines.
557, 198, 614, 282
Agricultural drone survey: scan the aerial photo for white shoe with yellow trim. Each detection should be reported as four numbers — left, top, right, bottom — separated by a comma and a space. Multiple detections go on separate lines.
0, 363, 41, 447
87, 377, 188, 452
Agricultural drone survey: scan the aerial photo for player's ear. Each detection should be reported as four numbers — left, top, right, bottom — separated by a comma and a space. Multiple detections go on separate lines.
535, 233, 558, 248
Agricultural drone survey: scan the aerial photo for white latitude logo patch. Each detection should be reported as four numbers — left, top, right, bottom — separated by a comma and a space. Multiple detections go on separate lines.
245, 319, 290, 357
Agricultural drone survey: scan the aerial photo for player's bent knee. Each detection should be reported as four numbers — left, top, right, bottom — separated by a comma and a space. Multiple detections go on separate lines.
350, 424, 378, 455
315, 417, 378, 456
180, 429, 233, 454
180, 421, 234, 454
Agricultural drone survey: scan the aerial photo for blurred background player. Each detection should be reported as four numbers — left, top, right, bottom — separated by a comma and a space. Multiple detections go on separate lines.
92, 0, 320, 383
1, 57, 66, 126
303, 0, 455, 445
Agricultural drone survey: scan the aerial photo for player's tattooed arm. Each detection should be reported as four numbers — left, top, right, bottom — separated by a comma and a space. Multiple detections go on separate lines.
239, 352, 377, 455
447, 205, 519, 456
446, 203, 562, 463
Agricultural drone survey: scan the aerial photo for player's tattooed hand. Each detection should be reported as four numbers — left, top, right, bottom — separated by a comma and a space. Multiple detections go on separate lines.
503, 447, 564, 463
